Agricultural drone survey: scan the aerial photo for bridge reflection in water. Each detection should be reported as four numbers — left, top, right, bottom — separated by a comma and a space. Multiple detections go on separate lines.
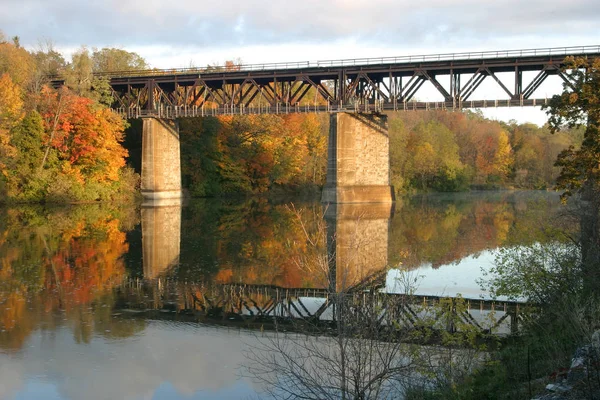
135, 201, 525, 340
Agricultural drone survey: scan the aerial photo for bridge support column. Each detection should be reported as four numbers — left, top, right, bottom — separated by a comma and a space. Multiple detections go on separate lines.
322, 113, 394, 204
141, 118, 182, 200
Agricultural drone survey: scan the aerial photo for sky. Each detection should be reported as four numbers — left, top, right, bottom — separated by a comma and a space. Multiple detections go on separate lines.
2, 0, 599, 125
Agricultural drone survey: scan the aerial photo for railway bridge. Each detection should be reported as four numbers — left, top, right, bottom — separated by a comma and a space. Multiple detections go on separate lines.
56, 45, 600, 203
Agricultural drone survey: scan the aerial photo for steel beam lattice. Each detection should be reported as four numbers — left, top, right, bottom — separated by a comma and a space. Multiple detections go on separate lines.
50, 45, 600, 118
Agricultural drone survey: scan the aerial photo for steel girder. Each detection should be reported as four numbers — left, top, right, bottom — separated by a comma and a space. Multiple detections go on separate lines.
102, 52, 600, 118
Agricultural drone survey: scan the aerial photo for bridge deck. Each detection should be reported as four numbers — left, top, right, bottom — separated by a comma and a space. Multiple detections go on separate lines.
49, 45, 600, 118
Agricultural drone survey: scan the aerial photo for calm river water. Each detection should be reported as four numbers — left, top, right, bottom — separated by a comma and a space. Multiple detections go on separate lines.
0, 191, 570, 399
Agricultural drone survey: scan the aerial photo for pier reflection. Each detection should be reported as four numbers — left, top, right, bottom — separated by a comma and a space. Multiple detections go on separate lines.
0, 192, 568, 354
141, 199, 182, 279
325, 203, 393, 292
0, 194, 567, 400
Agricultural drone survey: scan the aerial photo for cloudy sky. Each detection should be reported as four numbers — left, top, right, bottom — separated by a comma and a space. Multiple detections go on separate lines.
2, 0, 599, 124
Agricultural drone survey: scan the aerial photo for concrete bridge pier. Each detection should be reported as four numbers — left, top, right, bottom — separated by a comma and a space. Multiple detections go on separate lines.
141, 118, 182, 200
322, 113, 395, 204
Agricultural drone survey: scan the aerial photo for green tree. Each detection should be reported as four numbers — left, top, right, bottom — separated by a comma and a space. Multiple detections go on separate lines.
91, 48, 148, 72
64, 47, 94, 96
180, 116, 223, 197
64, 47, 117, 106
7, 111, 48, 201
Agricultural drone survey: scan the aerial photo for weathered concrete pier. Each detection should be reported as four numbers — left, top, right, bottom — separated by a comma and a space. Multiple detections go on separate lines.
321, 113, 394, 204
141, 118, 182, 200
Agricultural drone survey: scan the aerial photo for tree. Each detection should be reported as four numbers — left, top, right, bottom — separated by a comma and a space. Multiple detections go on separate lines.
302, 114, 327, 184
545, 57, 600, 199
65, 47, 94, 96
0, 73, 23, 179
91, 48, 148, 72
63, 47, 114, 106
38, 87, 128, 179
473, 125, 513, 184
402, 121, 465, 191
0, 40, 35, 88
544, 56, 600, 292
6, 111, 47, 201
33, 86, 132, 202
31, 41, 67, 95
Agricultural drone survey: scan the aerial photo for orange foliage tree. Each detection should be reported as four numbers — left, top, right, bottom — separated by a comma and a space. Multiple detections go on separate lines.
0, 73, 23, 176
38, 86, 127, 181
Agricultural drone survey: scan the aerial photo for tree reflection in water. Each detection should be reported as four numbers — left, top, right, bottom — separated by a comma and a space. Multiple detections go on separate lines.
0, 204, 142, 351
0, 192, 572, 399
0, 192, 569, 354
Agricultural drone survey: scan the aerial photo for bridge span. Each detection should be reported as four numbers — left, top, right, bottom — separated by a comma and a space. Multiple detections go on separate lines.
102, 45, 600, 118
55, 45, 600, 202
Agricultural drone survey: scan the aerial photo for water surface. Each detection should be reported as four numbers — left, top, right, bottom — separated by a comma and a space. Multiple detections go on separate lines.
0, 191, 570, 399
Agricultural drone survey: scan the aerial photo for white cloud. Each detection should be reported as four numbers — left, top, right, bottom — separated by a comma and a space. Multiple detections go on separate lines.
3, 0, 599, 50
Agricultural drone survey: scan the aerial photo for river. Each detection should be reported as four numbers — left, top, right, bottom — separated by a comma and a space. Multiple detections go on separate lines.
0, 191, 571, 399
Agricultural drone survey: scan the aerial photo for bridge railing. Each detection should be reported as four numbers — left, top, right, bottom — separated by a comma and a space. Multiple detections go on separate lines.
315, 44, 600, 67
83, 44, 600, 79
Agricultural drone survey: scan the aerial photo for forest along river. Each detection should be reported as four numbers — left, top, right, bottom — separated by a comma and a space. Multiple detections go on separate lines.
0, 191, 571, 399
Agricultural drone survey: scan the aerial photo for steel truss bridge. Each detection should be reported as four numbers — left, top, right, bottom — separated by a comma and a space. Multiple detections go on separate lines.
83, 45, 600, 118
117, 279, 529, 340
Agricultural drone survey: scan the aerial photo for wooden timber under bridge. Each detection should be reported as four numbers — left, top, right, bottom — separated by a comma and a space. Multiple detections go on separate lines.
115, 278, 530, 342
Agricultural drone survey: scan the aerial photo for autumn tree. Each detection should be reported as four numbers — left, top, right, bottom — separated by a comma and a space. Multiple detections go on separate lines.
0, 39, 35, 88
178, 113, 326, 197
544, 56, 600, 292
391, 119, 466, 191
0, 73, 24, 185
0, 34, 139, 204
35, 86, 130, 201
387, 110, 575, 193
301, 113, 328, 184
